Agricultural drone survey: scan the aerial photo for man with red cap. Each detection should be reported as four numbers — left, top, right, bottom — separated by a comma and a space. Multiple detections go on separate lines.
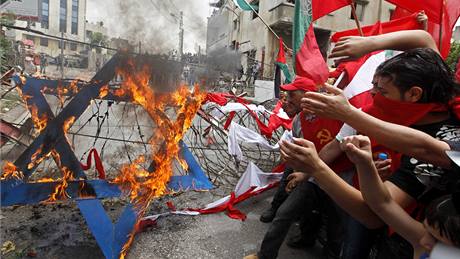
248, 76, 345, 259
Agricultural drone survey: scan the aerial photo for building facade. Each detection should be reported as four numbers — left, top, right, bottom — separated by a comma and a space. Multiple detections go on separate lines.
2, 0, 87, 57
206, 0, 395, 80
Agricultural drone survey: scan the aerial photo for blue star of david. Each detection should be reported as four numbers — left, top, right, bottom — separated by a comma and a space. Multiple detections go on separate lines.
0, 54, 213, 258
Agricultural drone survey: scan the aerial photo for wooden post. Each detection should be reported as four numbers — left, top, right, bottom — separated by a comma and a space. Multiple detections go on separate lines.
350, 1, 364, 36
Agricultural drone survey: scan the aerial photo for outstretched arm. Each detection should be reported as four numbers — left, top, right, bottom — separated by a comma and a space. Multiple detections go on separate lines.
280, 138, 384, 228
329, 30, 438, 61
301, 84, 452, 168
341, 135, 426, 247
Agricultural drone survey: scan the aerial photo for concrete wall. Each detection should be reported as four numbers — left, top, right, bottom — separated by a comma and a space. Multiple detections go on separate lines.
206, 0, 396, 80
0, 0, 38, 17
5, 0, 87, 56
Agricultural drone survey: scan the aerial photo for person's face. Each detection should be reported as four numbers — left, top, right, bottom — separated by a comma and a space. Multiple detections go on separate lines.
287, 90, 304, 114
371, 74, 423, 102
281, 100, 298, 118
419, 219, 454, 253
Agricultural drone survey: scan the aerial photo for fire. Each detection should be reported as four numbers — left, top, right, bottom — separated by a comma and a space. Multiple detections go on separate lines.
63, 116, 76, 145
27, 144, 53, 170
56, 83, 69, 107
31, 178, 55, 183
43, 150, 75, 202
69, 79, 79, 94
45, 166, 74, 202
0, 162, 23, 180
99, 85, 109, 98
110, 61, 206, 258
30, 105, 48, 132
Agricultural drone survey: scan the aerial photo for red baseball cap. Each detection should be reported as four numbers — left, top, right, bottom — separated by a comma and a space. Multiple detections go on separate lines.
280, 76, 317, 92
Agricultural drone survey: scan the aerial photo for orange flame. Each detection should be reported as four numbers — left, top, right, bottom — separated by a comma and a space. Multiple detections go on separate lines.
0, 162, 23, 180
99, 85, 109, 99
56, 83, 69, 107
110, 62, 206, 258
27, 144, 53, 170
63, 116, 75, 145
30, 105, 48, 132
43, 150, 75, 203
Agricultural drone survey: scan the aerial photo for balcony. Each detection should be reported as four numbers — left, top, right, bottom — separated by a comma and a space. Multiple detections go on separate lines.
267, 2, 295, 35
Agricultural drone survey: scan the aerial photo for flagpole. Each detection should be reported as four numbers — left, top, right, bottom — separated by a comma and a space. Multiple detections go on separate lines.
350, 1, 364, 36
438, 0, 444, 53
241, 0, 291, 51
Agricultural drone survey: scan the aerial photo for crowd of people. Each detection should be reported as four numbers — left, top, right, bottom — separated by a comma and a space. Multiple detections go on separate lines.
244, 27, 460, 259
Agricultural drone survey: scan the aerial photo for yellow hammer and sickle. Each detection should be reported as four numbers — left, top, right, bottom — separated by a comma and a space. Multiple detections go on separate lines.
316, 129, 333, 144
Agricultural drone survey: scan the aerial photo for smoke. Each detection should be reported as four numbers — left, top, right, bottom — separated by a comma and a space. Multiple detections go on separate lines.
87, 0, 209, 54
206, 47, 242, 81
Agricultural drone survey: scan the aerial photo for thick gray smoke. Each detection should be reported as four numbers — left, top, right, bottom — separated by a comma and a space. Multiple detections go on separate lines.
206, 47, 242, 81
87, 0, 208, 54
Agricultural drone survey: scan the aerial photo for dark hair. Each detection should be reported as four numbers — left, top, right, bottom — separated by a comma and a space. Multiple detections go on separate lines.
375, 48, 460, 104
425, 189, 460, 247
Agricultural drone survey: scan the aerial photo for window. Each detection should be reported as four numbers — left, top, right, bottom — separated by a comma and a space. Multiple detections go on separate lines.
25, 35, 35, 41
41, 0, 49, 29
350, 1, 367, 21
70, 43, 77, 51
60, 0, 67, 33
71, 0, 79, 34
40, 37, 48, 47
233, 19, 238, 30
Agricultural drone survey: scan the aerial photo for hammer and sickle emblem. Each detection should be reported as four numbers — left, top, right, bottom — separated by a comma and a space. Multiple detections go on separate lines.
316, 129, 333, 144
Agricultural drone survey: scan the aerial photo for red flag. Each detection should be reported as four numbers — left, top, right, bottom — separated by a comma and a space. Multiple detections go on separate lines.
331, 13, 420, 42
331, 22, 384, 86
312, 0, 351, 21
386, 0, 443, 23
391, 1, 460, 59
295, 25, 329, 85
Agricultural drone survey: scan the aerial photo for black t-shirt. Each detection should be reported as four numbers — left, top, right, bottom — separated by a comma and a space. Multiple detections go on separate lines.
389, 117, 460, 204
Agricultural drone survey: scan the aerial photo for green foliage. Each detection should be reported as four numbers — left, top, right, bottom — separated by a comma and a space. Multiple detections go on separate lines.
446, 41, 460, 73
1, 12, 16, 73
89, 32, 108, 47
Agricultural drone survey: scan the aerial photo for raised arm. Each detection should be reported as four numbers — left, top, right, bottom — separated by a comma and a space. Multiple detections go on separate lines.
329, 30, 438, 60
280, 138, 384, 228
301, 85, 452, 168
341, 135, 426, 247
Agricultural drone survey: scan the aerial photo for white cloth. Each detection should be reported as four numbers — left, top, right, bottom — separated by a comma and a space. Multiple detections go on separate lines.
343, 51, 386, 100
234, 162, 282, 196
228, 122, 291, 161
335, 123, 357, 143
220, 103, 266, 114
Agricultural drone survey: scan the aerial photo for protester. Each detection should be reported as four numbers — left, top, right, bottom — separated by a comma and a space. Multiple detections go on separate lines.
343, 135, 460, 258
281, 31, 460, 258
40, 54, 48, 74
247, 76, 347, 259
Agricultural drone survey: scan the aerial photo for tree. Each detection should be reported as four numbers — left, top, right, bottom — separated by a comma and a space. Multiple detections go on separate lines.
1, 12, 16, 73
446, 41, 460, 73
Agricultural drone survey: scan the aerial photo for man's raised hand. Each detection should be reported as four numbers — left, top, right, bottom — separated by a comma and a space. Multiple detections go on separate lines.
301, 83, 353, 121
340, 135, 373, 166
329, 36, 375, 61
280, 138, 324, 173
